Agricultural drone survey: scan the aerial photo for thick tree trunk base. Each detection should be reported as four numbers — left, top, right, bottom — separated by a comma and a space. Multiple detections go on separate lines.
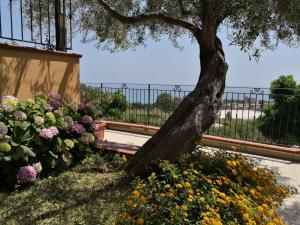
125, 51, 228, 176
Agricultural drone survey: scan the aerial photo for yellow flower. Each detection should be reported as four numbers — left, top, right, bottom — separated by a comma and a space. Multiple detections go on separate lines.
137, 217, 144, 225
183, 212, 188, 217
242, 213, 250, 221
185, 182, 191, 188
257, 206, 264, 213
226, 161, 233, 167
165, 184, 171, 189
183, 171, 189, 176
126, 200, 134, 207
199, 197, 205, 203
206, 178, 213, 184
151, 172, 156, 177
140, 195, 147, 204
188, 189, 194, 194
216, 180, 222, 186
231, 161, 237, 167
176, 184, 183, 189
160, 193, 166, 198
132, 190, 140, 198
173, 175, 178, 179
193, 169, 199, 174
232, 169, 238, 176
181, 205, 188, 211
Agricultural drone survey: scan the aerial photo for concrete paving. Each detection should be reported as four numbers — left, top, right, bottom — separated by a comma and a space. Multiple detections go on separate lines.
104, 130, 300, 225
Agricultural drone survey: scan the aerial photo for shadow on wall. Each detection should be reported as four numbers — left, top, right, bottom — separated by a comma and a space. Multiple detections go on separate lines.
0, 45, 80, 101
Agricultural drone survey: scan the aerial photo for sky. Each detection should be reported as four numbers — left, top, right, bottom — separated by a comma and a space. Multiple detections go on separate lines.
74, 32, 300, 88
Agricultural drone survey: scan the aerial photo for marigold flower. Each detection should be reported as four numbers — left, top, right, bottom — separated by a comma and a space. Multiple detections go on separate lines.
181, 205, 188, 211
137, 217, 144, 225
165, 184, 171, 189
185, 182, 191, 188
176, 184, 183, 189
232, 169, 238, 176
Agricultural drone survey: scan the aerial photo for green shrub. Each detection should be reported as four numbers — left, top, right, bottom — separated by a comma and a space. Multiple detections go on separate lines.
80, 84, 127, 118
258, 75, 300, 146
155, 93, 181, 112
0, 93, 99, 188
116, 150, 292, 225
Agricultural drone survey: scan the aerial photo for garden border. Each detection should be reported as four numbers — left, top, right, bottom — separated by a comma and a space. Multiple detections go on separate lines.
95, 121, 300, 161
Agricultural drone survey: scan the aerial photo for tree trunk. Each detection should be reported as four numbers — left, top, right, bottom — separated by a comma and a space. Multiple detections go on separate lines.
125, 42, 228, 176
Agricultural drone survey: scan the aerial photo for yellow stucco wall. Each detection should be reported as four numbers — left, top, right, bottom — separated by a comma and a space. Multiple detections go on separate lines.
0, 44, 81, 102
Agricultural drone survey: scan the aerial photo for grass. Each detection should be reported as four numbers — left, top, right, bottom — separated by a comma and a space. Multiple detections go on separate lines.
0, 157, 130, 225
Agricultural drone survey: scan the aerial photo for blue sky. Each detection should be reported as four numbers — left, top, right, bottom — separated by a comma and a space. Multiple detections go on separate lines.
74, 32, 300, 87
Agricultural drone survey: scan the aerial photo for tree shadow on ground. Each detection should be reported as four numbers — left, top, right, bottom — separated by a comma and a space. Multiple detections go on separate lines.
279, 194, 300, 225
0, 170, 130, 225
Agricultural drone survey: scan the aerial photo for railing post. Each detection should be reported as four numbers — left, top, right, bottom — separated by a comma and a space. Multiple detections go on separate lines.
147, 84, 151, 125
55, 0, 66, 51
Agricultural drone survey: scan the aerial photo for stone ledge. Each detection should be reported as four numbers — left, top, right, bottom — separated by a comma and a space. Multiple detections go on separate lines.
97, 120, 300, 162
0, 43, 82, 58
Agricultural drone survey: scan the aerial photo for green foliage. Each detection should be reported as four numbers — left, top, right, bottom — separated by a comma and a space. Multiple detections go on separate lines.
80, 84, 127, 118
0, 94, 98, 188
258, 75, 300, 145
155, 93, 181, 112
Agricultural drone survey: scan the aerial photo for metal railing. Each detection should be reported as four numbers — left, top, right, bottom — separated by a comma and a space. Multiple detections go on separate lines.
0, 0, 72, 51
83, 83, 300, 147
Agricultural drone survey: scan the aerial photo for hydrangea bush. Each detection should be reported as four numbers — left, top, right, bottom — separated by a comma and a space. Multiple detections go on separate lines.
0, 93, 99, 187
116, 150, 293, 225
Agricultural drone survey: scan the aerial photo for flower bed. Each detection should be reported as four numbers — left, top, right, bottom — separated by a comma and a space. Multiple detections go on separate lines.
116, 150, 293, 225
0, 93, 99, 188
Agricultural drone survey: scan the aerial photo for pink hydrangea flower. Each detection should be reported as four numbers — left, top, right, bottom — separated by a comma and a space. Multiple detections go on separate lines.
17, 165, 37, 182
39, 126, 59, 139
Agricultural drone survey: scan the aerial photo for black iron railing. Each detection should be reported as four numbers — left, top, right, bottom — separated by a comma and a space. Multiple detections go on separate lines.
82, 83, 300, 148
0, 0, 72, 51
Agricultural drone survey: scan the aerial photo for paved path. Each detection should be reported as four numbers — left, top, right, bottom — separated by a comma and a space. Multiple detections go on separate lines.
104, 130, 300, 225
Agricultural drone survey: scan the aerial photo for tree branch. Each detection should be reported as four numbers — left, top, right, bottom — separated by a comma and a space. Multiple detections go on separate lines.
177, 0, 193, 17
96, 0, 199, 34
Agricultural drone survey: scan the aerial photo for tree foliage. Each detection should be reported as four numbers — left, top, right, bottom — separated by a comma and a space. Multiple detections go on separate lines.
258, 75, 300, 145
155, 93, 181, 112
71, 0, 300, 57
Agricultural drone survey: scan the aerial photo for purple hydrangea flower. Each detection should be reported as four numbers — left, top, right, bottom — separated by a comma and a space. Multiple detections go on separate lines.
0, 122, 8, 135
77, 103, 86, 111
39, 126, 59, 139
73, 123, 86, 135
43, 104, 53, 111
82, 115, 93, 125
17, 165, 37, 182
64, 116, 74, 129
14, 111, 27, 120
48, 93, 61, 110
91, 123, 100, 131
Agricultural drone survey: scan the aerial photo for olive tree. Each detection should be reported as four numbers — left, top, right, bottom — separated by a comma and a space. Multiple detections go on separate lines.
70, 0, 300, 175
